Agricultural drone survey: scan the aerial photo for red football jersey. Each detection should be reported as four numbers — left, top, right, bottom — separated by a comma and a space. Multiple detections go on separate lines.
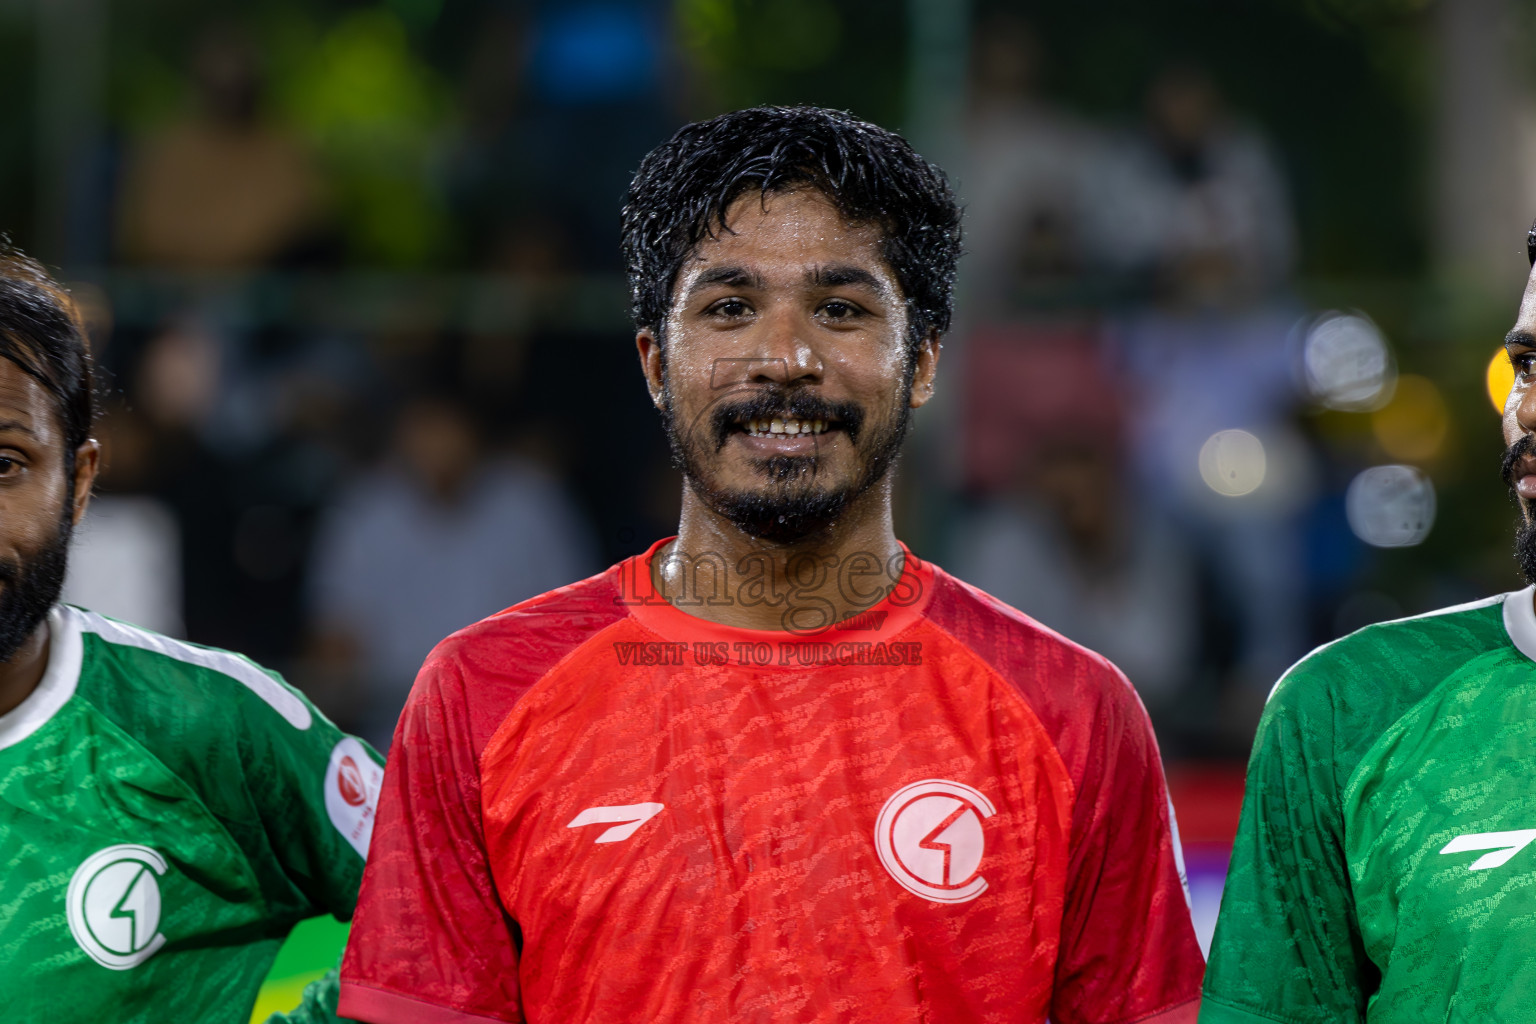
338, 539, 1204, 1024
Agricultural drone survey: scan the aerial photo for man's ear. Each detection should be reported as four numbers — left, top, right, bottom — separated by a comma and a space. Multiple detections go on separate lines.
70, 439, 101, 526
636, 329, 665, 409
908, 332, 941, 409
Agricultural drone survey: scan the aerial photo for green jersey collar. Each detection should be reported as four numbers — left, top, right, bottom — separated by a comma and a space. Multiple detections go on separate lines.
0, 605, 83, 751
1502, 585, 1536, 663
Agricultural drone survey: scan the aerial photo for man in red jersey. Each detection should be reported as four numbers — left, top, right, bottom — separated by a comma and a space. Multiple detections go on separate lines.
338, 105, 1204, 1024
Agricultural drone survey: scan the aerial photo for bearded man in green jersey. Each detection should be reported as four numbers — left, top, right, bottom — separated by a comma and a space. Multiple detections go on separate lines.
0, 249, 377, 1022
1202, 228, 1536, 1022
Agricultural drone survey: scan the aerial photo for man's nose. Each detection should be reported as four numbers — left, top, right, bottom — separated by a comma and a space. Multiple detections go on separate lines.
748, 307, 823, 386
1518, 381, 1536, 436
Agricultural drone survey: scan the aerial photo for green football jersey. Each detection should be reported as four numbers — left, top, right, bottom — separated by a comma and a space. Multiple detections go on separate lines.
1202, 586, 1536, 1023
0, 604, 382, 1023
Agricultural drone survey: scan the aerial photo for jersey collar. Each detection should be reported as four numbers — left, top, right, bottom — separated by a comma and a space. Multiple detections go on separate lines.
0, 605, 83, 751
1503, 585, 1536, 664
622, 536, 934, 649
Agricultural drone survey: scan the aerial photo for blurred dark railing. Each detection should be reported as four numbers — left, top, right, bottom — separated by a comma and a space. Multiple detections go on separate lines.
75, 269, 634, 336
68, 268, 1471, 342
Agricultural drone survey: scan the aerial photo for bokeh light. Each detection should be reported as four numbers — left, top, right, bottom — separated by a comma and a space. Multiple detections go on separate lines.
1199, 429, 1267, 497
1488, 347, 1515, 413
1345, 464, 1436, 548
1302, 311, 1396, 412
1370, 374, 1449, 462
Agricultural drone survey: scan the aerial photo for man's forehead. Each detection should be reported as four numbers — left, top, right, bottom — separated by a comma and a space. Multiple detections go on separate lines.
0, 358, 50, 427
710, 188, 879, 242
1518, 264, 1536, 330
682, 191, 894, 282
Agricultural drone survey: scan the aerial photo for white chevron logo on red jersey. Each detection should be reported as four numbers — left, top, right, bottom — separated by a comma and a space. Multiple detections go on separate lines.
567, 802, 665, 843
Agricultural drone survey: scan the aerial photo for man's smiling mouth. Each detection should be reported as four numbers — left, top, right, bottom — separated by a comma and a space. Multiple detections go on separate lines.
739, 417, 834, 437
706, 390, 863, 450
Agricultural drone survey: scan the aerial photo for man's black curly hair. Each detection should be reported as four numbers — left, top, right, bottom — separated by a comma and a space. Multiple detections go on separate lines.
621, 105, 962, 350
0, 249, 96, 467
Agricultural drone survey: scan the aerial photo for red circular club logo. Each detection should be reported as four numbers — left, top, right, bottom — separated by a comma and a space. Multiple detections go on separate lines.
336, 756, 367, 807
874, 779, 996, 903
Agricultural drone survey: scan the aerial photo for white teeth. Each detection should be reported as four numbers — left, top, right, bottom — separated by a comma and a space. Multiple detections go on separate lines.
741, 417, 831, 437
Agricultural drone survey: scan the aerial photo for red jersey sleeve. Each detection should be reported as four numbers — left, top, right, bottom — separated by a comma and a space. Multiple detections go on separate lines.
1050, 658, 1203, 1024
338, 652, 523, 1024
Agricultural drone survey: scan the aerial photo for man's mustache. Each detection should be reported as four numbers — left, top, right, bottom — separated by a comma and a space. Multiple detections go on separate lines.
710, 390, 865, 449
1503, 434, 1536, 491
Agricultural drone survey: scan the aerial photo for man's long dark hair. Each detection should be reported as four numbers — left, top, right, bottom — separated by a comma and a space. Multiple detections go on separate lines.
0, 248, 97, 464
620, 105, 963, 357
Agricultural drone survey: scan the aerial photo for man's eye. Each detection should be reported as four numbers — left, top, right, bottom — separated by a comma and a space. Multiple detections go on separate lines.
1517, 353, 1536, 378
0, 457, 22, 476
821, 300, 860, 320
709, 299, 750, 317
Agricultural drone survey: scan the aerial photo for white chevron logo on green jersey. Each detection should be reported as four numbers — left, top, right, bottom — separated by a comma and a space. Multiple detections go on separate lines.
1439, 829, 1536, 871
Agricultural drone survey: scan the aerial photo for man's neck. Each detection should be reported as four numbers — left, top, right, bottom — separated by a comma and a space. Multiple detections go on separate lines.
655, 485, 904, 632
0, 618, 51, 719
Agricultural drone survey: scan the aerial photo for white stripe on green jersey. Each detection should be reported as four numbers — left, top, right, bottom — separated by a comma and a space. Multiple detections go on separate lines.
73, 607, 314, 729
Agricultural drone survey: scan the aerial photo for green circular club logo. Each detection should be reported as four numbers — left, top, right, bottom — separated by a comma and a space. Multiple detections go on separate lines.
66, 844, 168, 970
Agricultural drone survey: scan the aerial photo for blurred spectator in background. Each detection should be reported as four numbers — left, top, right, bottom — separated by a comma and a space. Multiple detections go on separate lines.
451, 1, 676, 273
122, 321, 232, 642
950, 333, 1200, 719
950, 17, 1202, 715
951, 56, 1311, 749
120, 320, 270, 652
116, 25, 327, 269
959, 12, 1107, 317
951, 439, 1199, 717
1097, 64, 1295, 297
88, 313, 347, 670
1106, 65, 1309, 732
309, 394, 596, 747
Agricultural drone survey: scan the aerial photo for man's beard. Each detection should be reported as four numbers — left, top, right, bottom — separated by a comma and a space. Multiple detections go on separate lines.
661, 377, 912, 544
1502, 435, 1536, 584
0, 509, 71, 664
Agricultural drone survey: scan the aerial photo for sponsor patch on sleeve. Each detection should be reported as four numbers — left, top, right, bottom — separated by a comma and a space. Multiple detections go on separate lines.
325, 737, 382, 858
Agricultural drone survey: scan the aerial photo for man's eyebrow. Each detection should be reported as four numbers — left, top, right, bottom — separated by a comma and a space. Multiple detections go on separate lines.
807, 264, 887, 294
686, 266, 765, 296
1507, 329, 1536, 349
0, 419, 38, 438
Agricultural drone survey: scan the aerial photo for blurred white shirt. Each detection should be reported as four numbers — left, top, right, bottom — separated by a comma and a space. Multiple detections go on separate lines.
63, 495, 184, 636
311, 456, 596, 739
